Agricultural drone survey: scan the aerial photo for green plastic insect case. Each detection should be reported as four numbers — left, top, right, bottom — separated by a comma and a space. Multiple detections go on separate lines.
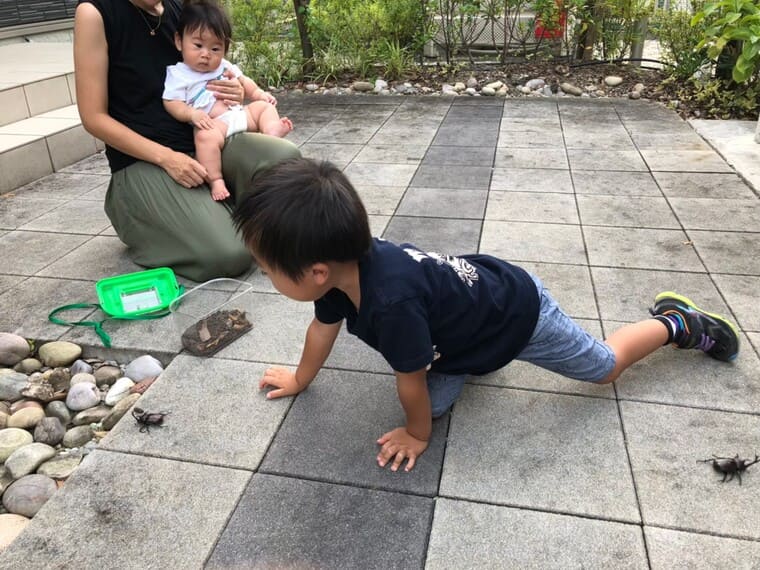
95, 267, 180, 318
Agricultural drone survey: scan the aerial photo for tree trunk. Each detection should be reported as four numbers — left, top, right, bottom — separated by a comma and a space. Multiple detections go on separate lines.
292, 0, 314, 75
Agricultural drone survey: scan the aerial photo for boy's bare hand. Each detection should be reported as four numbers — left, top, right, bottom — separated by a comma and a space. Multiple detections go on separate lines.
259, 91, 278, 105
190, 109, 214, 130
259, 366, 302, 399
376, 427, 428, 472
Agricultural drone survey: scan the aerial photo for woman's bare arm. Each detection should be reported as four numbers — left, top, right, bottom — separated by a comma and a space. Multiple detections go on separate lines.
74, 3, 207, 187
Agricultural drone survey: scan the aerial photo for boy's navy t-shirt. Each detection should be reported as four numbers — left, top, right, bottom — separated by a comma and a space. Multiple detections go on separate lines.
314, 238, 540, 375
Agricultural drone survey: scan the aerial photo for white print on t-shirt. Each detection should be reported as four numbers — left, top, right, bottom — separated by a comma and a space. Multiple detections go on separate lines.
403, 248, 480, 287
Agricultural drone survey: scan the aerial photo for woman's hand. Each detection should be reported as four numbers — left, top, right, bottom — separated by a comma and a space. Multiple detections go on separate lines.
207, 70, 244, 107
159, 150, 207, 188
190, 109, 215, 130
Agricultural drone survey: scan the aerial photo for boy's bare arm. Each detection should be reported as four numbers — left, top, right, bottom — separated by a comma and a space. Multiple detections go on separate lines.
376, 368, 431, 472
239, 76, 277, 105
260, 317, 342, 398
163, 99, 215, 130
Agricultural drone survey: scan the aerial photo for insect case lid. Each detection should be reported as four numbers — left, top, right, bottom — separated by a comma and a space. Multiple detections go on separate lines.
96, 267, 181, 318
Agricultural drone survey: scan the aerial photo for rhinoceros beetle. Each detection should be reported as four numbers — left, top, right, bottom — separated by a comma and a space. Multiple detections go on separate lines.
698, 454, 759, 485
132, 407, 169, 434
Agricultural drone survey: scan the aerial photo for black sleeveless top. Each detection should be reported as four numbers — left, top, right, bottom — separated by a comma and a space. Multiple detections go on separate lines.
80, 0, 195, 172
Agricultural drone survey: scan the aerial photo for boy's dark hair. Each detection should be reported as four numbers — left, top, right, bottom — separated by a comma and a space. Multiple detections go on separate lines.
178, 0, 232, 52
233, 158, 372, 281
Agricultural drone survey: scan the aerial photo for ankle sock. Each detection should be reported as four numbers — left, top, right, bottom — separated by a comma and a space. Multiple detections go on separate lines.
653, 314, 684, 345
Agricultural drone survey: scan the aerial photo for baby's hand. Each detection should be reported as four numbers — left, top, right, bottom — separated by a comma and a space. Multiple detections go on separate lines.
259, 366, 302, 399
190, 109, 215, 130
258, 91, 278, 106
376, 427, 428, 472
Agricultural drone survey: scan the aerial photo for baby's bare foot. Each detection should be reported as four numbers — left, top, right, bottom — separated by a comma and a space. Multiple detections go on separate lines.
210, 179, 230, 201
265, 117, 293, 138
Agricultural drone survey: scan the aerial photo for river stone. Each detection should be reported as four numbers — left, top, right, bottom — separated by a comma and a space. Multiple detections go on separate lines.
124, 355, 163, 382
453, 81, 465, 92
44, 401, 71, 427
0, 334, 30, 366
352, 80, 373, 92
70, 372, 96, 387
0, 428, 34, 462
66, 382, 100, 411
72, 405, 110, 426
0, 467, 12, 493
105, 377, 135, 406
481, 86, 496, 96
7, 407, 45, 430
38, 341, 82, 368
43, 367, 71, 392
33, 417, 65, 446
0, 513, 30, 550
101, 393, 141, 431
93, 365, 121, 386
0, 402, 8, 415
604, 75, 623, 86
486, 80, 504, 90
9, 399, 41, 414
2, 474, 57, 517
20, 381, 56, 402
0, 412, 6, 430
526, 78, 545, 90
36, 453, 82, 479
0, 372, 28, 402
69, 359, 93, 376
560, 82, 583, 96
62, 425, 93, 448
13, 358, 41, 374
5, 443, 56, 479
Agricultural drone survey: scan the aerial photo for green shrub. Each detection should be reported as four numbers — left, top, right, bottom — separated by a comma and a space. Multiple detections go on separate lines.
650, 3, 709, 79
673, 76, 760, 118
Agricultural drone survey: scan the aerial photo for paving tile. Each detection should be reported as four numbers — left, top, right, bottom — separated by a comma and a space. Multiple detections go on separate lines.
0, 85, 29, 126
645, 527, 760, 570
369, 213, 390, 236
0, 115, 79, 136
0, 139, 53, 194
410, 164, 491, 190
0, 195, 66, 230
621, 401, 760, 539
612, 323, 760, 413
517, 261, 599, 319
47, 125, 100, 170
503, 100, 559, 119
490, 167, 573, 193
422, 145, 495, 166
653, 172, 756, 199
298, 142, 362, 168
426, 499, 647, 569
0, 276, 97, 339
0, 450, 249, 568
641, 150, 733, 172
497, 127, 565, 148
480, 221, 587, 265
473, 319, 615, 397
79, 181, 109, 201
486, 191, 578, 223
0, 230, 88, 275
353, 143, 427, 164
19, 199, 110, 234
0, 274, 25, 296
59, 151, 111, 175
342, 162, 417, 187
713, 274, 760, 331
567, 149, 648, 171
494, 147, 568, 169
669, 198, 760, 232
577, 195, 679, 228
323, 326, 393, 374
563, 129, 638, 151
630, 131, 712, 151
101, 356, 290, 469
691, 231, 760, 275
370, 117, 443, 146
22, 74, 71, 116
584, 226, 705, 272
432, 123, 499, 147
591, 267, 727, 323
572, 170, 661, 196
748, 332, 760, 356
260, 369, 448, 495
210, 291, 315, 363
14, 171, 110, 199
382, 216, 482, 253
397, 187, 487, 219
206, 474, 433, 569
440, 385, 640, 521
37, 235, 140, 280
352, 183, 405, 215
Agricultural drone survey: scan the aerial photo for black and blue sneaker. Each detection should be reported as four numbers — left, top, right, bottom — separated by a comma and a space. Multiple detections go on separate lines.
650, 292, 739, 362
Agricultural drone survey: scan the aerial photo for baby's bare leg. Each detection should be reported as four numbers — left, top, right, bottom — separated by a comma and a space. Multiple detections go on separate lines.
245, 101, 293, 138
194, 119, 230, 201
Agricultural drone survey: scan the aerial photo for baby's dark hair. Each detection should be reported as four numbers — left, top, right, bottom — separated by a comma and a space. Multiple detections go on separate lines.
178, 0, 232, 52
233, 158, 372, 281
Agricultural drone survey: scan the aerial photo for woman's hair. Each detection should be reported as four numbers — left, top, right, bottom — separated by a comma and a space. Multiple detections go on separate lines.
178, 0, 232, 52
233, 158, 373, 281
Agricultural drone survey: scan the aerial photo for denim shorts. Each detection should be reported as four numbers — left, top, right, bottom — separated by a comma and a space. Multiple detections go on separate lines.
515, 275, 616, 382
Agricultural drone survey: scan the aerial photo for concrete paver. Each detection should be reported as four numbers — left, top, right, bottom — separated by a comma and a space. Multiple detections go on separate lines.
1, 97, 759, 568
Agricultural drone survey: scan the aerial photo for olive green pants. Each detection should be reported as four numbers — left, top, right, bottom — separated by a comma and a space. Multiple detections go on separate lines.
105, 133, 300, 282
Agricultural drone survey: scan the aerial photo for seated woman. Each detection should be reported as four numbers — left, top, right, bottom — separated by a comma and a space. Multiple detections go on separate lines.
74, 0, 300, 282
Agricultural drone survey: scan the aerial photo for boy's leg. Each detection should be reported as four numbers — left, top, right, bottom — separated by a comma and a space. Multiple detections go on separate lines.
426, 371, 467, 418
244, 101, 293, 138
194, 121, 229, 201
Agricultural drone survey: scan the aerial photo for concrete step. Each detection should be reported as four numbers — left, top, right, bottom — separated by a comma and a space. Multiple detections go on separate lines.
0, 42, 103, 194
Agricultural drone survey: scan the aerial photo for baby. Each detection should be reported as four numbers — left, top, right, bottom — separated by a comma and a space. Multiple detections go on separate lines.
163, 0, 292, 201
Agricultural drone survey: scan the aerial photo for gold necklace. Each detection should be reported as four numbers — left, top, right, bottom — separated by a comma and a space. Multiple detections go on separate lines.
132, 1, 163, 36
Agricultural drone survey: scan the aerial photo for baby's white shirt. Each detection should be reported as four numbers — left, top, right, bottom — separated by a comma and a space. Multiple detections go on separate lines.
163, 59, 244, 114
